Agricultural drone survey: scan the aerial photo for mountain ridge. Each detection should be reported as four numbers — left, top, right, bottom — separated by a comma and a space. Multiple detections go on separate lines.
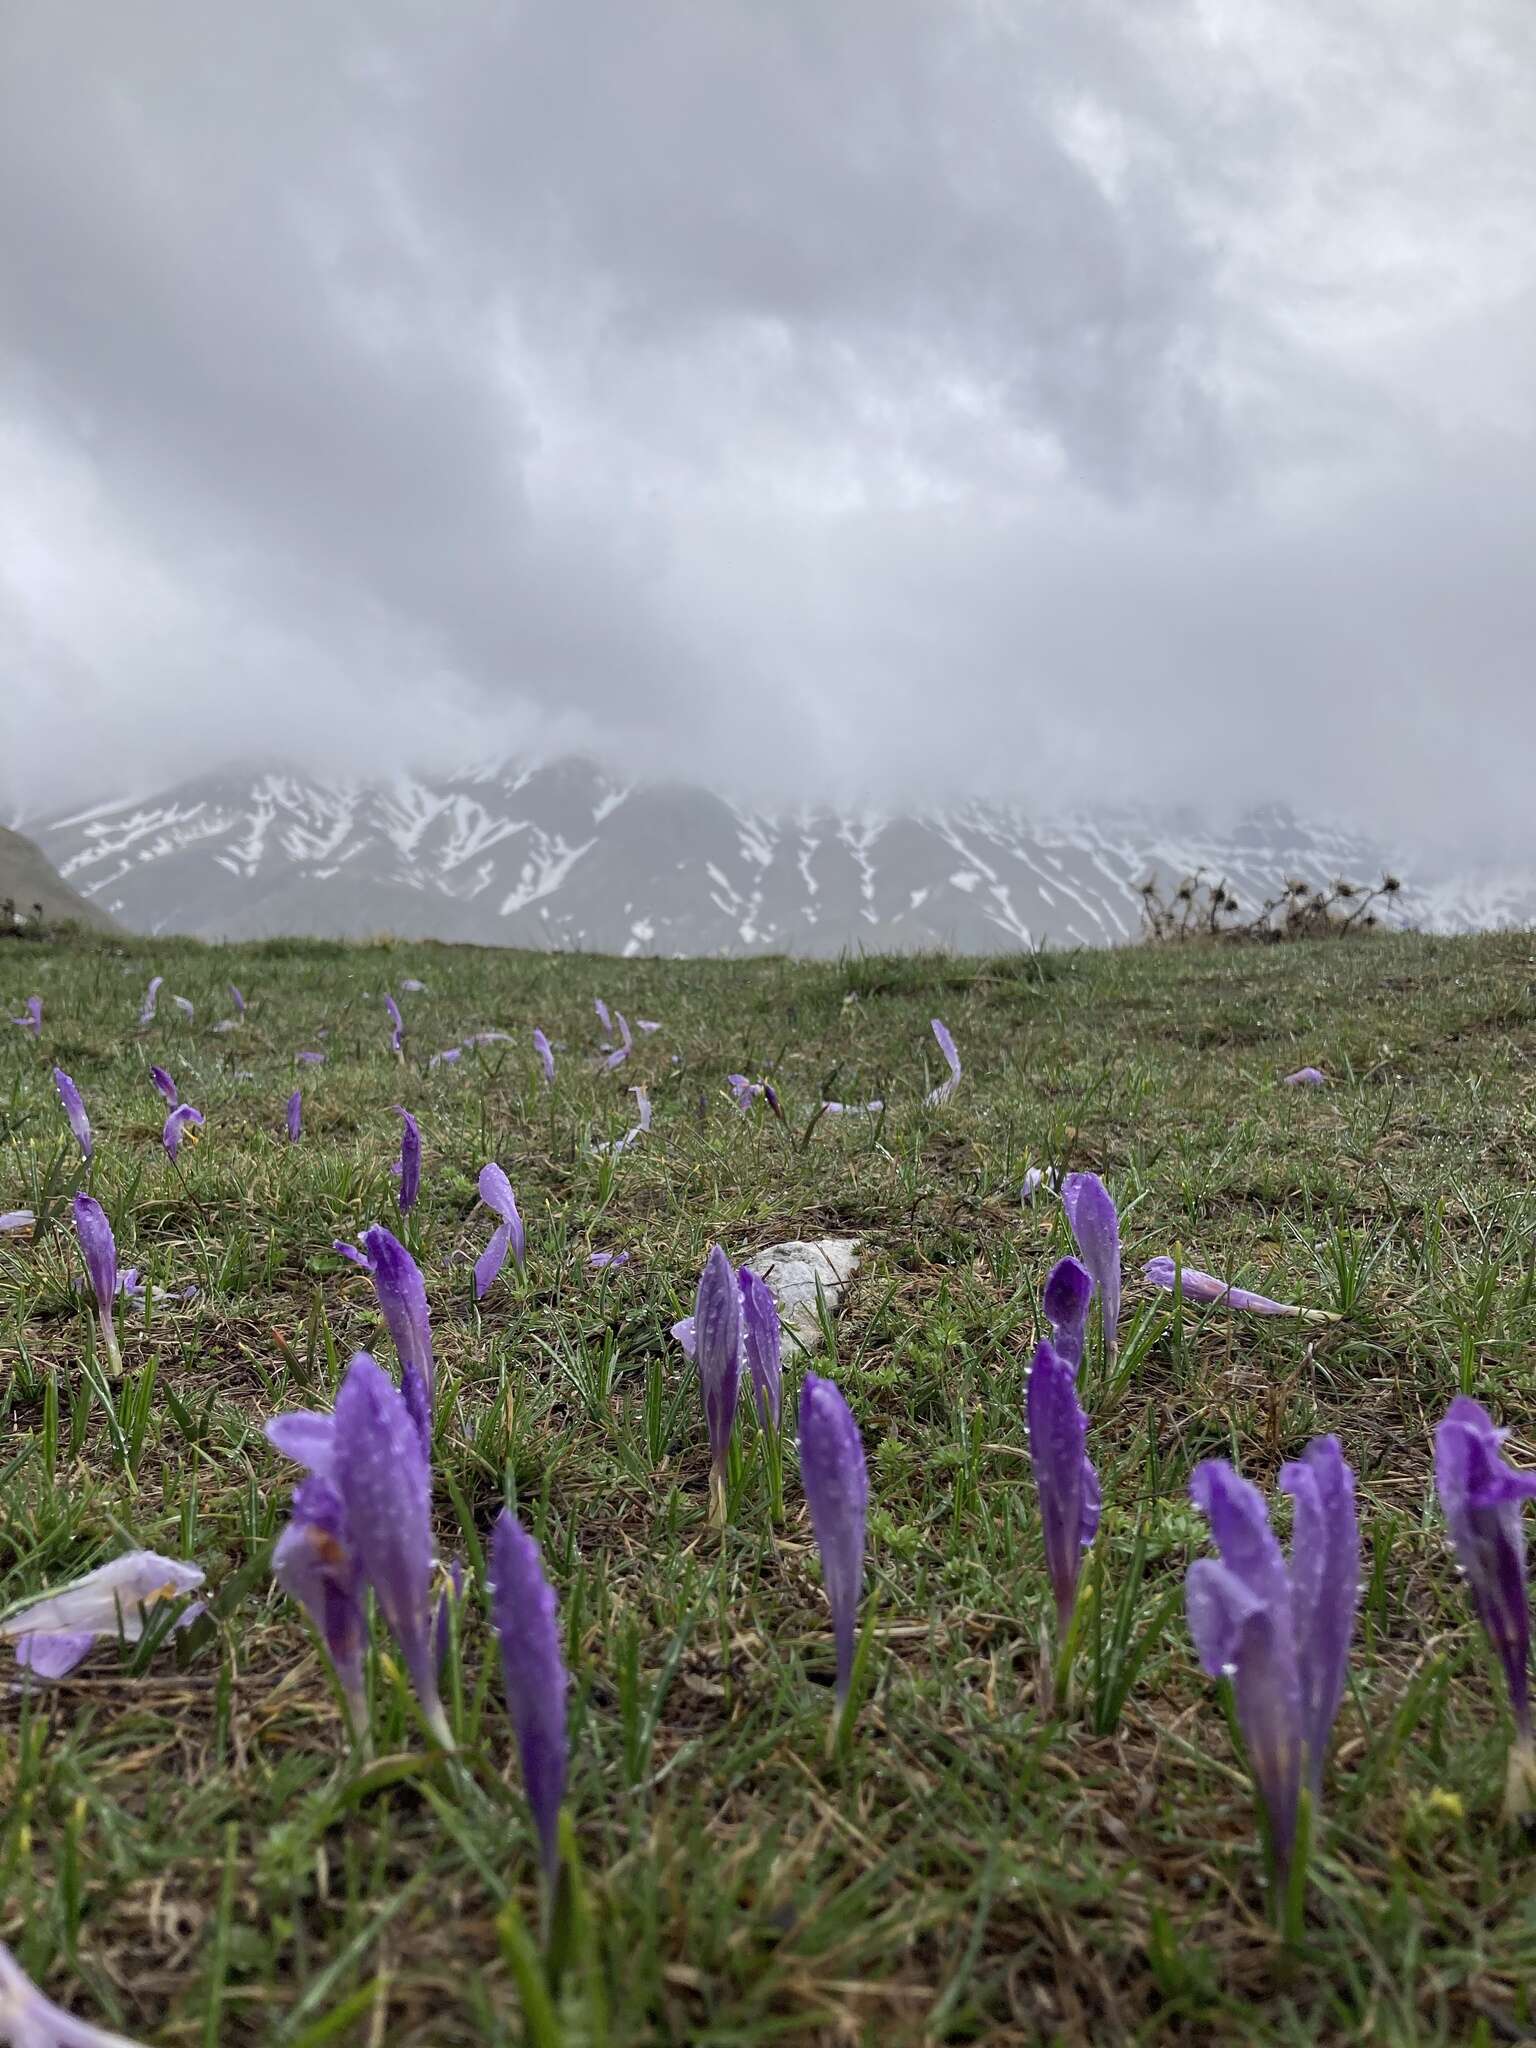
21, 757, 1534, 953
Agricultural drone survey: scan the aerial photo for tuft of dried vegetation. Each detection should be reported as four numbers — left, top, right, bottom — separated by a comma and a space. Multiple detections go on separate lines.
1139, 869, 1404, 945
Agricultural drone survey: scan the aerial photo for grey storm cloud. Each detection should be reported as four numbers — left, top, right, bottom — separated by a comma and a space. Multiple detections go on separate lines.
1, 0, 1533, 852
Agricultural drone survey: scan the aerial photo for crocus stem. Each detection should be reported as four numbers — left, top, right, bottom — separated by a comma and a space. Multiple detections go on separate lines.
1504, 1737, 1536, 1823
97, 1310, 122, 1379
708, 1467, 727, 1527
1280, 1786, 1313, 1946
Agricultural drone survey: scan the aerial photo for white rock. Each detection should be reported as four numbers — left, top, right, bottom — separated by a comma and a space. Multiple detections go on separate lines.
742, 1238, 861, 1354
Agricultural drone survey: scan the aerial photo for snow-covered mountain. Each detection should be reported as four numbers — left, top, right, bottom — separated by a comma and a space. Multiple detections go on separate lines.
20, 759, 1534, 953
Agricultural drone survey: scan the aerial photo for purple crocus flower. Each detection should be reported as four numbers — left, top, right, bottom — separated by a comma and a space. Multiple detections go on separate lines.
738, 1266, 783, 1427
474, 1163, 525, 1300
924, 1018, 962, 1108
1283, 1066, 1327, 1086
533, 1028, 555, 1083
72, 1192, 121, 1375
287, 1089, 303, 1143
385, 993, 404, 1056
429, 1048, 462, 1069
1, 1548, 205, 1681
594, 997, 613, 1036
272, 1475, 368, 1735
296, 1050, 326, 1066
1143, 1257, 1323, 1320
401, 977, 427, 993
149, 1065, 178, 1107
604, 1011, 634, 1070
490, 1508, 570, 1885
330, 1352, 451, 1746
1061, 1172, 1120, 1363
391, 1106, 421, 1214
11, 995, 41, 1036
822, 1098, 883, 1117
52, 1065, 92, 1161
229, 984, 246, 1017
172, 995, 194, 1022
1435, 1396, 1536, 1814
798, 1371, 869, 1707
637, 1018, 662, 1034
1186, 1438, 1359, 1880
695, 1245, 743, 1519
588, 1250, 630, 1269
1042, 1256, 1094, 1373
356, 1224, 436, 1453
727, 1074, 764, 1112
1026, 1339, 1099, 1639
1, 1937, 159, 2043
139, 974, 163, 1026
162, 1103, 204, 1161
1, 1210, 35, 1234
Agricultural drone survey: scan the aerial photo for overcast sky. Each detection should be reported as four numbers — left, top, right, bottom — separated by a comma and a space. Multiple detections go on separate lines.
2, 0, 1533, 850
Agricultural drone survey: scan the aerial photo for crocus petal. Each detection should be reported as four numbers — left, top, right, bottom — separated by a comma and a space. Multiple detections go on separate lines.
1283, 1066, 1327, 1086
273, 1475, 367, 1731
1279, 1435, 1359, 1791
333, 1238, 371, 1268
53, 1066, 93, 1161
0, 1550, 204, 1648
401, 978, 427, 993
738, 1266, 783, 1427
0, 1939, 158, 2046
161, 1104, 204, 1161
172, 996, 194, 1021
490, 1509, 569, 1884
429, 1048, 462, 1068
384, 994, 404, 1052
822, 1099, 883, 1116
1061, 1173, 1121, 1356
392, 1107, 421, 1214
358, 1225, 435, 1437
636, 1019, 661, 1033
286, 1089, 303, 1142
0, 1210, 35, 1233
604, 1011, 634, 1070
597, 1085, 652, 1154
149, 1065, 178, 1107
1435, 1396, 1536, 1742
14, 1630, 99, 1678
1021, 1167, 1046, 1204
1143, 1257, 1309, 1317
923, 1018, 962, 1108
1042, 1256, 1094, 1374
798, 1371, 869, 1704
694, 1245, 743, 1492
594, 997, 612, 1035
139, 974, 163, 1025
474, 1162, 525, 1299
727, 1074, 764, 1111
229, 984, 246, 1015
588, 1250, 630, 1269
71, 1193, 116, 1316
1026, 1339, 1098, 1635
12, 995, 43, 1036
265, 1410, 338, 1477
296, 1050, 326, 1065
533, 1028, 555, 1083
331, 1352, 448, 1744
670, 1315, 697, 1361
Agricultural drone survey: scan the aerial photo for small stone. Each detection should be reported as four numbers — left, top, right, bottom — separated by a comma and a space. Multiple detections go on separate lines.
742, 1238, 860, 1355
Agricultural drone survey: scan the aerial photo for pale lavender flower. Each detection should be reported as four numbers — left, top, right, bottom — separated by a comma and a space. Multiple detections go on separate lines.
296, 1050, 326, 1066
1143, 1257, 1322, 1319
1, 1938, 158, 2043
1021, 1167, 1045, 1204
287, 1089, 302, 1143
1283, 1066, 1327, 1086
1186, 1439, 1358, 1881
1027, 1337, 1100, 1642
594, 997, 613, 1036
0, 1210, 35, 1234
1, 1549, 204, 1681
271, 1476, 367, 1734
356, 1224, 435, 1452
1042, 1256, 1094, 1374
695, 1245, 743, 1518
138, 974, 163, 1026
385, 993, 404, 1055
738, 1266, 783, 1427
172, 995, 194, 1022
474, 1162, 525, 1299
1436, 1396, 1536, 1814
462, 1031, 514, 1049
597, 1085, 651, 1155
52, 1066, 92, 1161
391, 1106, 421, 1214
490, 1508, 570, 1885
429, 1048, 462, 1069
161, 1104, 204, 1161
637, 1019, 662, 1033
1061, 1172, 1120, 1362
72, 1193, 120, 1375
533, 1028, 555, 1083
924, 1018, 962, 1108
401, 977, 427, 993
229, 984, 246, 1017
331, 1352, 451, 1746
149, 1065, 178, 1107
798, 1372, 869, 1706
604, 1011, 634, 1070
727, 1074, 764, 1111
822, 1098, 883, 1116
11, 995, 41, 1037
588, 1250, 630, 1269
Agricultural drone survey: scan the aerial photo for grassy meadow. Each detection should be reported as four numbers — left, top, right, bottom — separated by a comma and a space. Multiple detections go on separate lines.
4, 925, 1536, 2045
